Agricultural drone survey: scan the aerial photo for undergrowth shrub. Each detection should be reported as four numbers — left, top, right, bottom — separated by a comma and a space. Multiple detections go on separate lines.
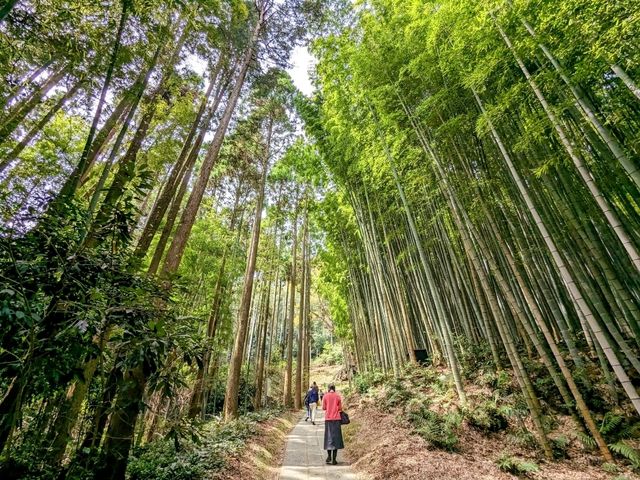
317, 342, 343, 366
496, 454, 539, 476
507, 428, 539, 450
455, 336, 494, 379
384, 377, 411, 408
354, 369, 386, 394
407, 403, 460, 451
576, 411, 640, 467
467, 400, 508, 433
127, 410, 279, 479
481, 370, 515, 396
550, 435, 570, 459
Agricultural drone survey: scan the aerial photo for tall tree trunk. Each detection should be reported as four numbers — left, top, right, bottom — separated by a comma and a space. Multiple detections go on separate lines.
135, 58, 224, 258
95, 366, 147, 480
473, 89, 624, 457
55, 0, 131, 203
162, 11, 265, 275
283, 197, 299, 408
519, 18, 640, 189
473, 88, 640, 416
611, 64, 640, 102
223, 146, 269, 421
496, 21, 640, 273
84, 22, 187, 245
188, 180, 244, 418
295, 205, 308, 410
0, 65, 68, 145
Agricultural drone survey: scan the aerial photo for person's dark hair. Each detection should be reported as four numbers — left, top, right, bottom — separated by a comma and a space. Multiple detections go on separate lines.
328, 384, 336, 392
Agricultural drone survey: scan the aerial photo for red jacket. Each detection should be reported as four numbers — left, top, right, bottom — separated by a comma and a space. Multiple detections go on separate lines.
322, 391, 342, 421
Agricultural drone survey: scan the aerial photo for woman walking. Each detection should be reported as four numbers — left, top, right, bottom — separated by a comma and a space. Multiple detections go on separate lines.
322, 384, 344, 465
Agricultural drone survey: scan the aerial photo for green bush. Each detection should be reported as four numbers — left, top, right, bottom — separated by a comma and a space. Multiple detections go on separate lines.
550, 435, 570, 459
467, 401, 508, 433
407, 404, 461, 451
354, 369, 386, 394
127, 441, 209, 480
496, 454, 539, 476
577, 411, 640, 467
318, 342, 343, 366
127, 411, 277, 479
507, 428, 539, 449
383, 378, 411, 408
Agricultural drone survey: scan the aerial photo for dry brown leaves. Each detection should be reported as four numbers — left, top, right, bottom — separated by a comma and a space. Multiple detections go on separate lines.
342, 394, 640, 480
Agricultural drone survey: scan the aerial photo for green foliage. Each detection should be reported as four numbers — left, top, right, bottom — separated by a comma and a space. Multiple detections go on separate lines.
383, 377, 412, 408
576, 431, 597, 449
496, 454, 539, 476
467, 400, 509, 433
127, 409, 283, 480
576, 411, 640, 465
609, 441, 640, 469
127, 410, 281, 480
354, 369, 387, 394
317, 342, 344, 366
550, 435, 570, 459
454, 336, 494, 379
508, 428, 540, 450
406, 401, 461, 451
127, 441, 211, 480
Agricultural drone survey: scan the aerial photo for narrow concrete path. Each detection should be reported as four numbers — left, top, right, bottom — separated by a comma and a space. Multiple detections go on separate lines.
278, 408, 359, 480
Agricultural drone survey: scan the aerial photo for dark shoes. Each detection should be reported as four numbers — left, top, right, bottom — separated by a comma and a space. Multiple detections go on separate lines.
312, 421, 316, 425
326, 457, 332, 464
332, 460, 338, 465
305, 417, 309, 421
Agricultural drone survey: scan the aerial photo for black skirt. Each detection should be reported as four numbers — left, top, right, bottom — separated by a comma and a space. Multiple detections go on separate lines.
323, 419, 344, 450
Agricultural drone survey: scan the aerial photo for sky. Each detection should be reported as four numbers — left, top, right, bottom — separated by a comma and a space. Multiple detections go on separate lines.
287, 45, 316, 96
185, 45, 315, 96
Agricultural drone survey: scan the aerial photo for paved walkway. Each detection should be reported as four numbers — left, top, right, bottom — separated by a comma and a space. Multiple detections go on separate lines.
278, 408, 359, 480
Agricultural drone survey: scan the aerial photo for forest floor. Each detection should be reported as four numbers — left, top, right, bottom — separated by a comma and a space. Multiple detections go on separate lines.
213, 410, 300, 480
308, 362, 640, 480
342, 395, 640, 480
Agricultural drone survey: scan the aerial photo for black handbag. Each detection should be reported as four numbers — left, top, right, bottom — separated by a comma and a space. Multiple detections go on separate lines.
339, 411, 350, 425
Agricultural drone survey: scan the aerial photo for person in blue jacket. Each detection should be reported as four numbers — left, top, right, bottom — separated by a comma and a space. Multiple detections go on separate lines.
304, 382, 319, 425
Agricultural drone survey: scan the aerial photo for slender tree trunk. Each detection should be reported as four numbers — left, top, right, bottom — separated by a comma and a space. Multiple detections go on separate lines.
162, 12, 265, 275
496, 21, 640, 273
0, 65, 68, 145
95, 366, 147, 480
135, 58, 224, 258
284, 198, 299, 408
188, 181, 244, 418
611, 64, 640, 102
519, 18, 640, 189
84, 22, 186, 244
295, 205, 308, 410
224, 148, 269, 421
473, 88, 640, 412
55, 0, 131, 202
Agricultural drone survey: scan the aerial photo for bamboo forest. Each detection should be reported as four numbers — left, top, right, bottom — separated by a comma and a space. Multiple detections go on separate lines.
1, 0, 640, 478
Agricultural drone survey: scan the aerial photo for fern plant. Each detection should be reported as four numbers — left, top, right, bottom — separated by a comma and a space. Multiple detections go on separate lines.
496, 454, 539, 476
576, 411, 640, 467
609, 441, 640, 468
